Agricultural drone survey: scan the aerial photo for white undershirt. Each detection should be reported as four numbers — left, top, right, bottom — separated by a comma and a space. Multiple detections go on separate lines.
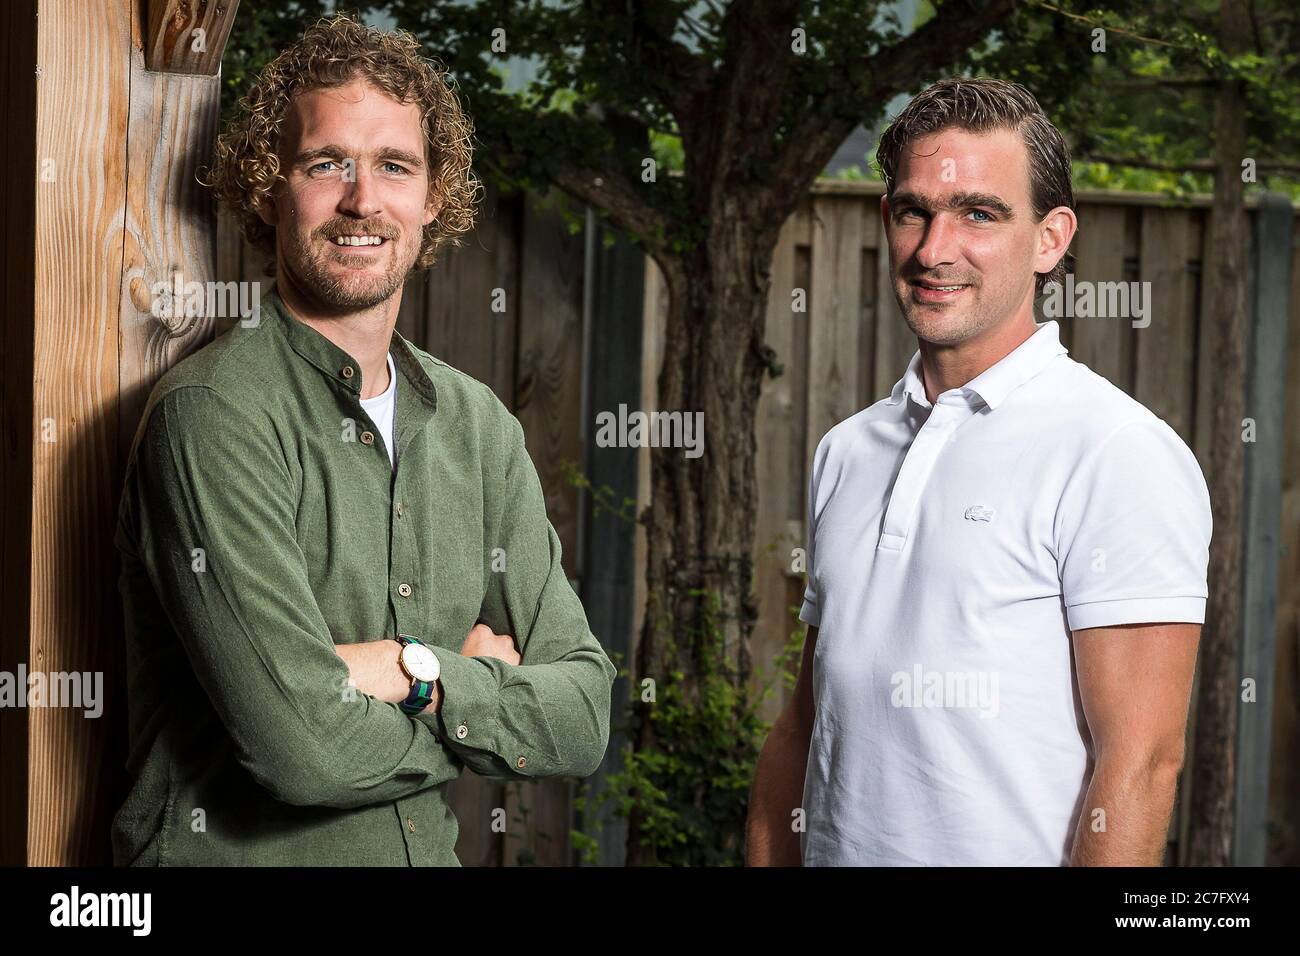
359, 352, 398, 471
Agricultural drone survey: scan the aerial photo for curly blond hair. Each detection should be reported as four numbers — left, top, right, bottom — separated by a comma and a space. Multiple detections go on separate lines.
205, 14, 481, 270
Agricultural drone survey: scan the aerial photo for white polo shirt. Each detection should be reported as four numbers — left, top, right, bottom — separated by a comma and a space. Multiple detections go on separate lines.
798, 320, 1211, 866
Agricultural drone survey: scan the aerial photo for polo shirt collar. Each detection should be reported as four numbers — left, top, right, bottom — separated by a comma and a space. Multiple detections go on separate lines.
264, 285, 438, 411
887, 320, 1068, 411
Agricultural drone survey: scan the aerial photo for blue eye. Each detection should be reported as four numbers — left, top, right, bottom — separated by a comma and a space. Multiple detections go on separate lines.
383, 162, 409, 175
310, 161, 337, 173
969, 209, 994, 222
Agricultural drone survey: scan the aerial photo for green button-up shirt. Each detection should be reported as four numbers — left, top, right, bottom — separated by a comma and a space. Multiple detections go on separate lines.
112, 286, 616, 866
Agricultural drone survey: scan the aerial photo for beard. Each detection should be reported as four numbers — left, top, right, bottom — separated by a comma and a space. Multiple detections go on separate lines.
281, 219, 419, 312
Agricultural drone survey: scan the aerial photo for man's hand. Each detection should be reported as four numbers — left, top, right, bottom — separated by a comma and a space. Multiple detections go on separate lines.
333, 624, 521, 715
461, 622, 520, 665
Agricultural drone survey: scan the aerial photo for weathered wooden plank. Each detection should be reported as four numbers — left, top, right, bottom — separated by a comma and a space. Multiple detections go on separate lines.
421, 179, 518, 401
145, 0, 240, 76
1066, 204, 1130, 388
1235, 194, 1294, 864
503, 187, 586, 866
1269, 213, 1300, 865
752, 205, 807, 724
805, 196, 863, 472
30, 0, 126, 866
872, 202, 913, 399
859, 201, 880, 407
1134, 208, 1198, 443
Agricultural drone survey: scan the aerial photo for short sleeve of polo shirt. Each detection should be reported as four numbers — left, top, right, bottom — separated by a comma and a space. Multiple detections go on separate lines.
1056, 417, 1212, 631
799, 435, 831, 628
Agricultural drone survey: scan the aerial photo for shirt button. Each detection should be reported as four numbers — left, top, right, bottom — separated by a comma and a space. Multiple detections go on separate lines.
360, 431, 375, 445
516, 756, 527, 770
395, 502, 405, 518
406, 817, 416, 833
341, 365, 355, 379
397, 582, 412, 597
456, 723, 468, 740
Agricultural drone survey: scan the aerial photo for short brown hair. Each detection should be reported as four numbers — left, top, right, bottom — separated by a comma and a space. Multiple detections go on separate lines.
875, 77, 1074, 294
205, 14, 482, 271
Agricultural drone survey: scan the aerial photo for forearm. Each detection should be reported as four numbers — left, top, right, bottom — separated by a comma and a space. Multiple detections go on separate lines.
1069, 755, 1182, 866
746, 718, 811, 866
335, 639, 440, 714
416, 648, 613, 780
337, 636, 613, 778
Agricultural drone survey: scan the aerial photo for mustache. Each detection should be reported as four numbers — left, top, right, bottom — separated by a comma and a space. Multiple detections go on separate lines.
317, 221, 399, 239
903, 272, 978, 285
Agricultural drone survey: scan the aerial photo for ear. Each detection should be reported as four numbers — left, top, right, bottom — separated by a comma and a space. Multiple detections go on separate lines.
253, 194, 277, 229
880, 194, 890, 234
1036, 205, 1078, 278
422, 193, 444, 228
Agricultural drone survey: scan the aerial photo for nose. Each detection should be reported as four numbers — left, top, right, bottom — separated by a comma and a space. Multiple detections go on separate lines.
337, 164, 382, 220
914, 213, 960, 271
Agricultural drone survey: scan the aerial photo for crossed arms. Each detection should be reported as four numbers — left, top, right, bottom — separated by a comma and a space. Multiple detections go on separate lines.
125, 385, 615, 809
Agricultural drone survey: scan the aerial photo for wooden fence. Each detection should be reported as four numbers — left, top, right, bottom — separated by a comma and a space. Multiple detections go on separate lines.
218, 179, 1300, 866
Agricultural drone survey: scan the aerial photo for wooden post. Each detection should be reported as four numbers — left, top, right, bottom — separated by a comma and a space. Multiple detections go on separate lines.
1234, 193, 1294, 864
0, 0, 236, 866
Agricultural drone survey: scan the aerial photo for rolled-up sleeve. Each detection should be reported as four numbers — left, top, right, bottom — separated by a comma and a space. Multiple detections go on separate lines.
418, 406, 616, 780
124, 385, 463, 809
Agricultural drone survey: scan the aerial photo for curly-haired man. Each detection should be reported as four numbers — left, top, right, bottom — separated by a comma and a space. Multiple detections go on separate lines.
112, 15, 615, 866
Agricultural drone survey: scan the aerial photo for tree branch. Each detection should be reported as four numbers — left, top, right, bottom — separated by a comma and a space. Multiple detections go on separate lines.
1079, 153, 1300, 175
768, 0, 1018, 217
597, 0, 715, 123
549, 164, 675, 254
1029, 0, 1180, 47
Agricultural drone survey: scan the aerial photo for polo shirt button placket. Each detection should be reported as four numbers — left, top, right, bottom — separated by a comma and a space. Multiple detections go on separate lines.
878, 401, 968, 552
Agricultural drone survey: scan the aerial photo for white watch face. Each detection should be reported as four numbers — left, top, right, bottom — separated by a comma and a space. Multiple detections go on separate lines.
403, 643, 440, 682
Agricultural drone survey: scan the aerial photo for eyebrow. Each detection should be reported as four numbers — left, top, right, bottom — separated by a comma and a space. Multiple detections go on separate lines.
294, 144, 425, 169
890, 191, 1015, 218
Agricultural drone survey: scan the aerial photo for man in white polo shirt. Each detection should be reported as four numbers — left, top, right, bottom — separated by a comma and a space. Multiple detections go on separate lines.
746, 77, 1211, 866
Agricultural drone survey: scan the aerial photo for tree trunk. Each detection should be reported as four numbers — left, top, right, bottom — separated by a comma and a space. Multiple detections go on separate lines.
1186, 0, 1249, 867
625, 222, 781, 866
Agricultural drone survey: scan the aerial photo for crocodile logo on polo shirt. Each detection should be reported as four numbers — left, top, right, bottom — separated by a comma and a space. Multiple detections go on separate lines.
964, 505, 995, 522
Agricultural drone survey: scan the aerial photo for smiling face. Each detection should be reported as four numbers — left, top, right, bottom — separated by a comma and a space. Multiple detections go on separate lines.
257, 77, 441, 312
882, 126, 1071, 348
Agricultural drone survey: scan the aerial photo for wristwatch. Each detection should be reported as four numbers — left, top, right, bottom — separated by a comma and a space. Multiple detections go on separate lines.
395, 634, 441, 715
